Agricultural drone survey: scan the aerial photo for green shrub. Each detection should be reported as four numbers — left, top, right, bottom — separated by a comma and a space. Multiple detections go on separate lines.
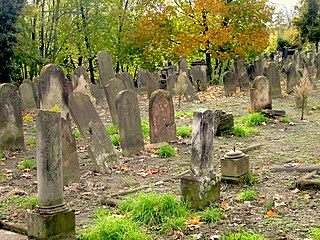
177, 125, 192, 138
222, 229, 268, 240
237, 189, 259, 201
155, 145, 176, 158
309, 228, 320, 240
227, 126, 259, 137
197, 205, 223, 223
119, 192, 189, 233
106, 124, 119, 135
238, 112, 266, 127
111, 134, 120, 146
19, 158, 36, 170
281, 117, 290, 123
141, 120, 149, 140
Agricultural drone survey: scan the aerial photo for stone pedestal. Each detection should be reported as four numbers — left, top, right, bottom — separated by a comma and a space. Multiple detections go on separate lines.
181, 174, 220, 209
220, 150, 249, 182
27, 209, 75, 240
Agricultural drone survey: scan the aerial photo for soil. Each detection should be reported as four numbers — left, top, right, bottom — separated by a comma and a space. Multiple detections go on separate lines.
0, 80, 320, 240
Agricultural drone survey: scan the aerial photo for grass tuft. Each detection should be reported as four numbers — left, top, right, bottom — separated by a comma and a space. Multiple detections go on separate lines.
309, 228, 320, 240
111, 134, 121, 146
106, 124, 119, 135
141, 120, 149, 140
19, 158, 36, 170
25, 138, 36, 149
226, 126, 259, 137
237, 112, 266, 127
177, 125, 192, 138
155, 145, 176, 158
222, 229, 268, 240
236, 189, 259, 201
197, 205, 224, 223
281, 117, 290, 123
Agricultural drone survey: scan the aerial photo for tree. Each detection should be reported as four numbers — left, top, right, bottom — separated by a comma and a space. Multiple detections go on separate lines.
294, 0, 320, 52
0, 0, 26, 83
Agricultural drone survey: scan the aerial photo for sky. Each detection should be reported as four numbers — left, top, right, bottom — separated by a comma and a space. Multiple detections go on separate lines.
268, 0, 300, 12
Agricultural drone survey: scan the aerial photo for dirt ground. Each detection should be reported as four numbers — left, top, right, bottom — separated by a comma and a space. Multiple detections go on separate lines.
0, 78, 320, 239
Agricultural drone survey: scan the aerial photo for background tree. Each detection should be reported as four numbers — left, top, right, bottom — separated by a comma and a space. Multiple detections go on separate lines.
0, 0, 26, 83
294, 0, 320, 52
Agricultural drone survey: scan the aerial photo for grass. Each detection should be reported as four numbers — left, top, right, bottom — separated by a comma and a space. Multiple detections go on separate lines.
281, 117, 290, 123
155, 145, 176, 158
226, 126, 259, 137
222, 229, 268, 240
236, 189, 259, 201
119, 192, 189, 233
309, 228, 320, 240
25, 138, 36, 149
141, 120, 149, 140
106, 124, 119, 135
196, 205, 224, 223
1, 195, 38, 210
237, 112, 267, 127
0, 150, 3, 160
110, 134, 120, 146
72, 129, 82, 141
175, 109, 195, 119
176, 125, 192, 138
19, 158, 36, 170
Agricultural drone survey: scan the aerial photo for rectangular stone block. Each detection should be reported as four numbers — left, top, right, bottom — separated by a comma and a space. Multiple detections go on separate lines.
220, 155, 249, 178
27, 210, 75, 239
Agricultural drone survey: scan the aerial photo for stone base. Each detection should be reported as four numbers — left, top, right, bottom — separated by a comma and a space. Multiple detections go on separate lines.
221, 174, 248, 183
220, 155, 249, 177
27, 209, 75, 239
180, 174, 220, 209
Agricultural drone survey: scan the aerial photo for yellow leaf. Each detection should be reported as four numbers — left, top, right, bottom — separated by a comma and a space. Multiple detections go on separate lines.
248, 108, 253, 113
191, 216, 201, 225
51, 105, 61, 111
283, 93, 289, 98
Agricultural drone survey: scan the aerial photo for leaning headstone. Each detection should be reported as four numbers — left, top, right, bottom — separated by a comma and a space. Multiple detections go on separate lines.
264, 62, 282, 98
86, 120, 119, 174
0, 84, 25, 151
38, 64, 69, 118
27, 110, 75, 239
234, 56, 250, 91
149, 89, 176, 143
179, 72, 199, 101
223, 71, 236, 96
180, 108, 220, 209
254, 58, 264, 77
286, 62, 300, 94
250, 76, 272, 112
104, 78, 126, 125
61, 117, 80, 186
97, 50, 115, 87
120, 72, 135, 91
116, 90, 144, 156
19, 82, 37, 111
147, 71, 160, 98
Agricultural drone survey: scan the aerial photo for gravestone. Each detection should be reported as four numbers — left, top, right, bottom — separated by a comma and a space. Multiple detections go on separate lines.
97, 50, 115, 87
27, 110, 75, 239
149, 89, 176, 143
73, 75, 96, 105
19, 82, 37, 111
61, 118, 80, 185
286, 62, 300, 94
223, 71, 236, 96
147, 71, 160, 98
316, 53, 320, 79
22, 79, 32, 86
104, 78, 126, 125
254, 58, 264, 77
167, 74, 178, 95
234, 56, 250, 91
90, 83, 104, 103
264, 62, 281, 98
69, 92, 119, 173
180, 108, 220, 209
74, 66, 90, 88
86, 121, 119, 174
250, 76, 272, 111
190, 60, 207, 91
38, 64, 69, 118
31, 77, 40, 108
294, 50, 303, 70
0, 84, 25, 151
179, 56, 188, 73
137, 69, 149, 92
247, 64, 255, 81
116, 90, 144, 156
179, 72, 199, 101
120, 72, 135, 91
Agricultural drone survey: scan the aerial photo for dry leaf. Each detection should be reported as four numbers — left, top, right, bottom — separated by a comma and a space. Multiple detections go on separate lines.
220, 201, 229, 211
274, 201, 286, 208
172, 230, 184, 240
291, 188, 300, 194
12, 212, 19, 217
248, 108, 253, 113
283, 93, 289, 98
191, 216, 201, 225
267, 209, 276, 217
304, 194, 312, 200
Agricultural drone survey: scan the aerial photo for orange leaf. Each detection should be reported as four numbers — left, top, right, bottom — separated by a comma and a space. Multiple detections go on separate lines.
220, 201, 229, 211
267, 209, 276, 217
283, 93, 289, 98
248, 108, 253, 113
191, 216, 201, 225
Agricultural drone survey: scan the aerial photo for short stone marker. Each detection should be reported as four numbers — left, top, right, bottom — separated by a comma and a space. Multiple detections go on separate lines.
190, 60, 207, 91
119, 72, 135, 91
147, 71, 160, 98
97, 50, 115, 87
254, 58, 264, 77
27, 110, 75, 239
167, 74, 178, 94
149, 89, 176, 143
286, 62, 300, 94
0, 83, 25, 151
179, 72, 199, 101
235, 56, 250, 91
61, 118, 80, 185
116, 90, 144, 156
104, 78, 126, 125
137, 69, 149, 92
223, 71, 236, 96
19, 82, 37, 111
180, 109, 220, 209
250, 76, 272, 111
220, 149, 249, 182
179, 56, 189, 74
73, 75, 96, 105
264, 62, 281, 98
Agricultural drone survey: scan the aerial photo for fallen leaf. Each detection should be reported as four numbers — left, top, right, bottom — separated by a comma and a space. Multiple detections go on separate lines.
274, 201, 286, 208
267, 209, 276, 217
304, 194, 312, 200
0, 162, 5, 166
191, 216, 201, 225
279, 127, 287, 132
81, 192, 91, 195
283, 93, 289, 98
172, 230, 184, 239
12, 212, 19, 217
291, 188, 300, 194
248, 108, 253, 113
220, 201, 229, 211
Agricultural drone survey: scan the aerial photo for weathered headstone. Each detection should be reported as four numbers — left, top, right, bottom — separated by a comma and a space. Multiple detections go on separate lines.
31, 77, 40, 108
27, 110, 75, 239
116, 90, 144, 156
0, 84, 25, 151
254, 58, 264, 77
61, 117, 80, 185
90, 82, 104, 103
74, 66, 90, 87
179, 72, 199, 101
137, 69, 149, 92
104, 78, 126, 125
264, 62, 282, 98
250, 76, 272, 111
190, 60, 207, 91
180, 108, 220, 209
179, 56, 188, 74
19, 82, 37, 111
73, 75, 96, 105
167, 74, 178, 95
86, 120, 119, 174
286, 62, 300, 94
234, 56, 250, 91
149, 89, 176, 143
38, 64, 69, 118
223, 71, 236, 96
147, 71, 160, 98
119, 72, 135, 91
97, 50, 115, 87
316, 52, 320, 79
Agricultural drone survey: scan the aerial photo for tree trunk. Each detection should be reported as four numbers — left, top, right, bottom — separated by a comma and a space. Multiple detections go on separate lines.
88, 57, 95, 84
206, 52, 212, 82
316, 41, 319, 53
